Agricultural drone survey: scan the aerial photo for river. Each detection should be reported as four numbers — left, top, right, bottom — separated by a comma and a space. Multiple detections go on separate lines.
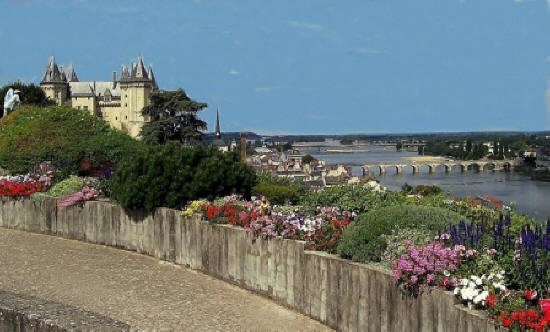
301, 144, 550, 221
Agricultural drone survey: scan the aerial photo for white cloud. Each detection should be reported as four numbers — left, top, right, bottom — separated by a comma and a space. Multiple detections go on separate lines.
253, 85, 288, 93
228, 69, 239, 75
355, 48, 391, 55
288, 21, 323, 31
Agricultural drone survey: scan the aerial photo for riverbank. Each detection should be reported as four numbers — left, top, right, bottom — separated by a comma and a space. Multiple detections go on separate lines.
403, 156, 451, 163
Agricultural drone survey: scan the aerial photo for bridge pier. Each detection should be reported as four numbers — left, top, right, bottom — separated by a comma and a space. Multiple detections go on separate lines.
395, 165, 403, 175
411, 165, 419, 174
444, 164, 452, 173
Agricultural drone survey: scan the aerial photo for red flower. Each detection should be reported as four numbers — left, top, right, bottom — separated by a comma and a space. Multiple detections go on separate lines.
486, 293, 496, 307
525, 290, 538, 301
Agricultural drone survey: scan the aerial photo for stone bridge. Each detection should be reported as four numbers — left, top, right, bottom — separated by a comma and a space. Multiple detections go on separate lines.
361, 160, 517, 176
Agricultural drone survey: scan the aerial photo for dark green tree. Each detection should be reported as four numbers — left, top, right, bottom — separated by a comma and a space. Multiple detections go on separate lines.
140, 89, 207, 145
302, 154, 317, 164
111, 143, 257, 212
466, 139, 472, 154
0, 82, 54, 116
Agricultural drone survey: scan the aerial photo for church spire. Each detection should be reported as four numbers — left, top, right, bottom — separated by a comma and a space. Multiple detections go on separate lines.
215, 106, 222, 139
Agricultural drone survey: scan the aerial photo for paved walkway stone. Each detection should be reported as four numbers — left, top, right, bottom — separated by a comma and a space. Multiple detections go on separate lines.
0, 228, 332, 331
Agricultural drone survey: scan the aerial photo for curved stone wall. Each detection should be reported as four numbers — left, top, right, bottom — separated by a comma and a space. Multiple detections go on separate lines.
0, 197, 499, 332
0, 290, 132, 331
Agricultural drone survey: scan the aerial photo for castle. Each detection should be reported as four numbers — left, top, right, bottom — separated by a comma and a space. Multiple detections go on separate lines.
40, 56, 157, 138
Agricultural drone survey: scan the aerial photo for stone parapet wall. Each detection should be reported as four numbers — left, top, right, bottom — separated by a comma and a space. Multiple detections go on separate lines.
0, 290, 132, 331
0, 198, 498, 331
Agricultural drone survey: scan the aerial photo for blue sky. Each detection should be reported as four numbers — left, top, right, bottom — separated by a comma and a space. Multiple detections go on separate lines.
1, 0, 550, 134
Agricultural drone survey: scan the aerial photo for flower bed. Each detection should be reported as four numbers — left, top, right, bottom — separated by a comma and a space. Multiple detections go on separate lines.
194, 195, 550, 331
193, 195, 352, 253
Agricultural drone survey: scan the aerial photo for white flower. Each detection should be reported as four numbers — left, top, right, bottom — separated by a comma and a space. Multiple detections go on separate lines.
460, 279, 468, 286
444, 270, 450, 277
473, 295, 482, 305
475, 278, 483, 286
454, 287, 460, 295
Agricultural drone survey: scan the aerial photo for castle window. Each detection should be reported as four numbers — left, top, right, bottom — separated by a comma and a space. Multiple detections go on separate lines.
116, 117, 118, 120
125, 116, 127, 119
83, 106, 88, 111
125, 103, 127, 107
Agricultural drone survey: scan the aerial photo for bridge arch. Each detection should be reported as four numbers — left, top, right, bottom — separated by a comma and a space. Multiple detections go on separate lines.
483, 163, 495, 171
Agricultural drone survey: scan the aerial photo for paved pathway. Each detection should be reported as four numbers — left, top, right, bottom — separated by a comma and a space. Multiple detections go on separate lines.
0, 228, 332, 331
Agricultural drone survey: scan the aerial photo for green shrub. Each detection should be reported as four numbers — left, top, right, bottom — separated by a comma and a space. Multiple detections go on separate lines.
252, 182, 301, 205
252, 172, 307, 205
46, 176, 87, 197
300, 185, 406, 214
0, 106, 145, 178
410, 185, 442, 196
111, 143, 257, 212
337, 205, 464, 263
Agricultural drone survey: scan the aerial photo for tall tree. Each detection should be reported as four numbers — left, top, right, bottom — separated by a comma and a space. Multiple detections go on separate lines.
140, 89, 207, 145
466, 139, 472, 153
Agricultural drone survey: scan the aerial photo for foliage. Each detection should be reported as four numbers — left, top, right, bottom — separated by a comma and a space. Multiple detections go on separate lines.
300, 184, 406, 215
337, 205, 464, 263
252, 172, 307, 205
0, 106, 145, 179
422, 139, 488, 160
46, 176, 88, 197
140, 89, 207, 145
410, 185, 442, 196
0, 82, 54, 116
301, 154, 316, 164
252, 182, 302, 205
111, 144, 256, 212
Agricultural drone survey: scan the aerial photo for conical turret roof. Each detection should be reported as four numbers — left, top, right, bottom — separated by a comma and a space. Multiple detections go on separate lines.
41, 56, 67, 84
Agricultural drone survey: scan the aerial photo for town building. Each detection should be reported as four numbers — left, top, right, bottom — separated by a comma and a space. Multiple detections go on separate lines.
40, 56, 157, 138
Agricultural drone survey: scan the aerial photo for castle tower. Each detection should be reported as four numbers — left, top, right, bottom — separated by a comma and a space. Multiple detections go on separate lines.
119, 56, 155, 137
40, 56, 68, 106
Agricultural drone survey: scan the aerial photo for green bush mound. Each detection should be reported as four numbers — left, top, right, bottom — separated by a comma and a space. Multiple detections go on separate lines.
410, 185, 442, 196
46, 176, 87, 197
252, 173, 306, 205
300, 185, 406, 215
337, 205, 464, 263
0, 106, 145, 178
111, 143, 257, 212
